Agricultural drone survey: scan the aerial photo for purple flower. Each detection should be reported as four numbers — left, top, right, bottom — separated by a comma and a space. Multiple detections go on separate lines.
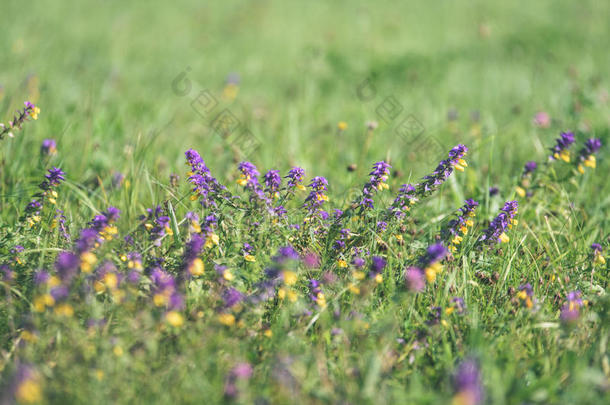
369, 256, 386, 281
303, 176, 329, 214
420, 243, 448, 267
359, 161, 391, 209
263, 169, 281, 197
390, 184, 417, 218
286, 167, 305, 190
223, 287, 244, 308
412, 144, 468, 201
480, 200, 518, 245
453, 359, 484, 405
560, 290, 583, 323
488, 186, 499, 196
550, 131, 575, 161
523, 161, 538, 175
185, 149, 226, 208
351, 256, 365, 268
405, 266, 425, 292
55, 252, 80, 282
273, 246, 299, 263
44, 167, 66, 188
40, 139, 57, 156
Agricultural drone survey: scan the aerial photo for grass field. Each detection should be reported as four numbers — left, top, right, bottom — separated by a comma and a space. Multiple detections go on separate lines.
1, 0, 609, 403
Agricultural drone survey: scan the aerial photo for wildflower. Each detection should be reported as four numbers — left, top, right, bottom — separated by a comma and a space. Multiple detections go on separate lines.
224, 362, 253, 399
12, 364, 43, 404
242, 242, 256, 262
337, 121, 348, 131
446, 297, 466, 315
444, 199, 478, 252
577, 138, 602, 173
183, 234, 205, 278
405, 266, 425, 292
263, 169, 281, 198
185, 149, 226, 208
452, 359, 484, 405
369, 256, 386, 283
488, 186, 499, 196
222, 287, 244, 308
303, 176, 329, 215
516, 283, 534, 309
523, 161, 538, 175
40, 138, 57, 156
591, 243, 605, 265
560, 291, 584, 323
165, 311, 184, 327
0, 101, 40, 140
533, 111, 550, 128
218, 313, 236, 326
480, 200, 518, 246
550, 131, 575, 162
333, 228, 350, 251
285, 166, 306, 191
111, 172, 125, 188
360, 161, 391, 209
309, 279, 326, 307
420, 243, 448, 283
390, 183, 417, 218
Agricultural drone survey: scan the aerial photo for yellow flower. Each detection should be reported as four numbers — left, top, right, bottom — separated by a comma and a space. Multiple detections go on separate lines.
283, 271, 297, 285
584, 155, 596, 168
166, 311, 184, 327
54, 303, 74, 317
278, 288, 286, 300
515, 186, 526, 198
80, 252, 97, 273
15, 375, 42, 404
374, 273, 383, 284
349, 283, 361, 295
337, 259, 347, 268
244, 254, 256, 262
337, 121, 348, 131
189, 258, 205, 276
263, 329, 273, 337
104, 273, 118, 289
113, 345, 124, 357
223, 270, 234, 281
218, 313, 236, 326
499, 232, 510, 243
353, 271, 365, 280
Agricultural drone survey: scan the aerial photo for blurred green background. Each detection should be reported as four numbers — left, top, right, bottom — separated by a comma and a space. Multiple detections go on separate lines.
1, 0, 609, 221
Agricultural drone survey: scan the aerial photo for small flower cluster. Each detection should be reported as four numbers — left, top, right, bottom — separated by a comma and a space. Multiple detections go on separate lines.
444, 199, 479, 252
308, 279, 326, 307
390, 145, 467, 219
0, 101, 40, 140
405, 243, 448, 290
24, 167, 66, 227
186, 149, 226, 208
516, 283, 535, 309
577, 138, 602, 174
263, 169, 282, 199
416, 144, 468, 197
560, 290, 584, 323
479, 200, 518, 246
360, 161, 391, 209
515, 161, 537, 198
549, 131, 575, 162
141, 206, 173, 246
590, 243, 605, 265
452, 359, 484, 405
285, 167, 306, 191
303, 176, 329, 215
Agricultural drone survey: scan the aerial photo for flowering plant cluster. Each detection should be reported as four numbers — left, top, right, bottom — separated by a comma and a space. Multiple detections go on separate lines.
0, 110, 607, 404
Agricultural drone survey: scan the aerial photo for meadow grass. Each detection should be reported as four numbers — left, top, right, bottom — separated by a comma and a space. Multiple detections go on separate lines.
0, 0, 609, 403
